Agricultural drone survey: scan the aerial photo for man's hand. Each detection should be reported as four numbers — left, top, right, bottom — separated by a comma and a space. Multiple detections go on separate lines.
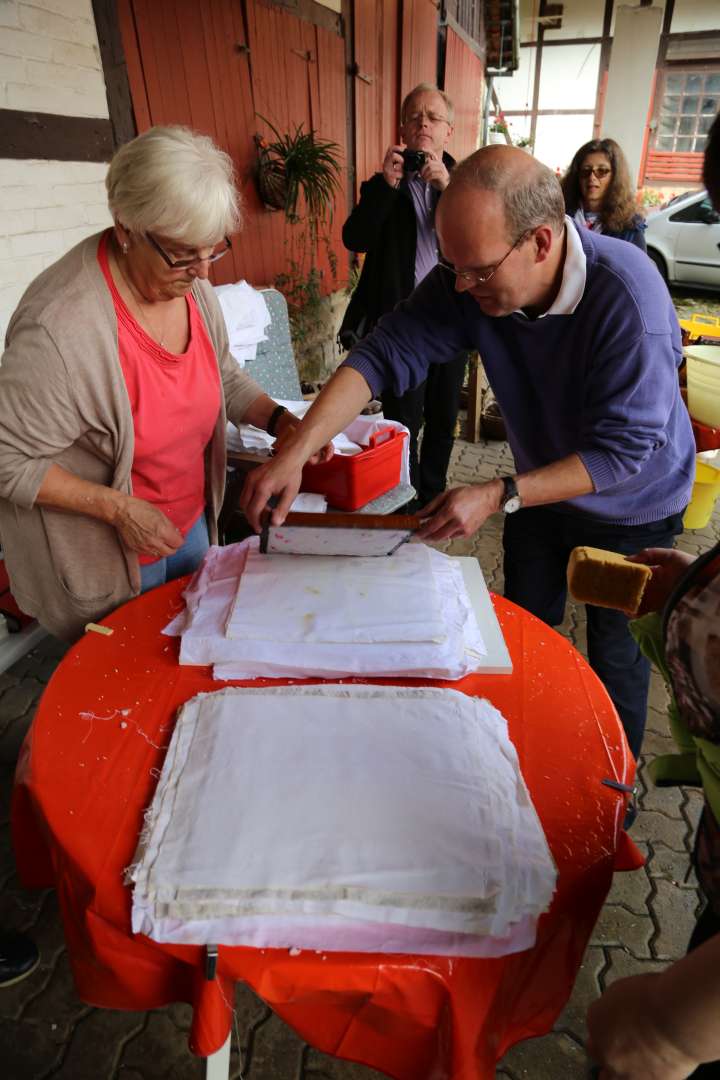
273, 412, 334, 465
627, 547, 696, 615
239, 453, 305, 533
113, 496, 184, 558
382, 144, 405, 188
420, 150, 450, 191
415, 481, 503, 541
587, 974, 700, 1080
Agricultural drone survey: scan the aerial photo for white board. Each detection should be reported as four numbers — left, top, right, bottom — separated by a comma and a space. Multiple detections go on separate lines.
455, 557, 513, 674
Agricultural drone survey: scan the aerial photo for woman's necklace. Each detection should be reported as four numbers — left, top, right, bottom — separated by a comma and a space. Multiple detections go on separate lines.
114, 248, 169, 348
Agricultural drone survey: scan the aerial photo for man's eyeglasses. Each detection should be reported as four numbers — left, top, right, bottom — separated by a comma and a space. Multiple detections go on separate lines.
437, 231, 532, 287
404, 111, 450, 127
579, 165, 612, 179
146, 232, 232, 269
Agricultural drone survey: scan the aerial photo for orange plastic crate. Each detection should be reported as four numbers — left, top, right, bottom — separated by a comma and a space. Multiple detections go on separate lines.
301, 427, 407, 510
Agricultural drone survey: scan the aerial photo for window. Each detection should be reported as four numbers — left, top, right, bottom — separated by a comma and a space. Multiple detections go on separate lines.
670, 195, 720, 225
654, 69, 720, 153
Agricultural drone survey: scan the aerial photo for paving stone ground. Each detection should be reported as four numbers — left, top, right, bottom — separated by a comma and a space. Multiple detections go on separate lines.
1, 336, 719, 1076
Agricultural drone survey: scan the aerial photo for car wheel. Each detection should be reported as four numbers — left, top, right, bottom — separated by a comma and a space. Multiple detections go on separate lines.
647, 248, 668, 282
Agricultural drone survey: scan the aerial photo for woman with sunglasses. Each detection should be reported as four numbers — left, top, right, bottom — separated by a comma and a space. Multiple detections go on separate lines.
562, 137, 647, 251
0, 126, 311, 642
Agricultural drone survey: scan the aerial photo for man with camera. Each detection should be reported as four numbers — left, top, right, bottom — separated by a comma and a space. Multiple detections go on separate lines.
338, 83, 468, 510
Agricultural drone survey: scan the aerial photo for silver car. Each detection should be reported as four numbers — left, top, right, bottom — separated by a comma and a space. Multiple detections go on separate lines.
645, 189, 720, 291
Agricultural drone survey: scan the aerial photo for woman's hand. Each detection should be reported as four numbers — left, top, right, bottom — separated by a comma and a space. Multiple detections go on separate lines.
587, 974, 700, 1079
113, 496, 184, 558
628, 548, 696, 614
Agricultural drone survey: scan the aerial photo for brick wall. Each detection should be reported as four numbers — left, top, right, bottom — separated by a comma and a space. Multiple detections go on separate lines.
0, 0, 112, 344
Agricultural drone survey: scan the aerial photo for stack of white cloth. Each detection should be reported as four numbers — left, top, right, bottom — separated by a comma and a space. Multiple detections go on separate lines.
163, 539, 487, 680
226, 401, 412, 488
214, 281, 272, 366
128, 684, 557, 956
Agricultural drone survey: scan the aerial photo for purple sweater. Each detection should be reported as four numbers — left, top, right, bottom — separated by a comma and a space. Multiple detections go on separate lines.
344, 225, 695, 525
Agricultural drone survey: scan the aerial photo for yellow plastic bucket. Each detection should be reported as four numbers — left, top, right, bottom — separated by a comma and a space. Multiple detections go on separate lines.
684, 457, 720, 529
685, 346, 720, 428
679, 314, 720, 341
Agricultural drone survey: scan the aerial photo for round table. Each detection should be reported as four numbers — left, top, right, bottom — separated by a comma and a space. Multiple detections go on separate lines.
12, 578, 640, 1080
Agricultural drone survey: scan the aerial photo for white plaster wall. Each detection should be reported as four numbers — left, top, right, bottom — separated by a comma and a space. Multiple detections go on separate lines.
603, 5, 665, 188
0, 0, 108, 117
497, 45, 536, 113
0, 0, 112, 345
670, 0, 720, 34
538, 42, 600, 110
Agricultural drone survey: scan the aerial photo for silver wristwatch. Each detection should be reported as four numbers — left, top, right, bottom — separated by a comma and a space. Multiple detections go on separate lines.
500, 475, 522, 514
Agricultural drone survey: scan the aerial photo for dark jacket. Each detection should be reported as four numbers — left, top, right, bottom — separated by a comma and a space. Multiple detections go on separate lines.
338, 152, 455, 348
568, 204, 648, 252
605, 216, 647, 252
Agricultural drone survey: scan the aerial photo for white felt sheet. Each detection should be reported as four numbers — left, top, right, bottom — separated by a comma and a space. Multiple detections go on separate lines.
129, 685, 556, 955
164, 539, 487, 680
226, 543, 446, 644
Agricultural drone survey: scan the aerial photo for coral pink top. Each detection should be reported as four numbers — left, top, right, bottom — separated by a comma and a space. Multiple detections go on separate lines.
98, 232, 221, 563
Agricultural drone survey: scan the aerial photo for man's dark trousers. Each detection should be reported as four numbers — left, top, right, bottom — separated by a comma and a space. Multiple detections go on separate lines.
503, 506, 685, 760
381, 352, 468, 507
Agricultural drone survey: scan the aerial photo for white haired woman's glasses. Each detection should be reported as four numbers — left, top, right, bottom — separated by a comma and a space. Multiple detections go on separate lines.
146, 232, 231, 270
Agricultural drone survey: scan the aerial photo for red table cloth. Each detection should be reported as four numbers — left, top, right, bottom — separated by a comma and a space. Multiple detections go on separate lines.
12, 579, 639, 1079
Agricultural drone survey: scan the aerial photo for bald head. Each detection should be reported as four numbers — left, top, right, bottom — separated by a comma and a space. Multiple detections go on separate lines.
444, 145, 566, 242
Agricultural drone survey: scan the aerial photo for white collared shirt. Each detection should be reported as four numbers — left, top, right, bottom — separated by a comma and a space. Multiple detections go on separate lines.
514, 215, 586, 319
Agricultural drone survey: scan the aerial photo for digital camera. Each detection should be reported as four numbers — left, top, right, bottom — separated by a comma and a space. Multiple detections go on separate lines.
401, 149, 426, 174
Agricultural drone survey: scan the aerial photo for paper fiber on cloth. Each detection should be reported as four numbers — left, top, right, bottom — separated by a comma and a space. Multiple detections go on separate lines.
225, 543, 446, 644
128, 685, 557, 955
164, 540, 486, 679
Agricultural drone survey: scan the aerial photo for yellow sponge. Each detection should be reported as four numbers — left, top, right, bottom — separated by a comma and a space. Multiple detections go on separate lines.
567, 546, 651, 614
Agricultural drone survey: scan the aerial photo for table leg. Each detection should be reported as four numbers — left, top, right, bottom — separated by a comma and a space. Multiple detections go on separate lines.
465, 353, 483, 444
204, 1033, 231, 1080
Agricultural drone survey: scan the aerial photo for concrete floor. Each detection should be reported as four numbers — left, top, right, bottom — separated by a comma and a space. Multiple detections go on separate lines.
1, 316, 719, 1077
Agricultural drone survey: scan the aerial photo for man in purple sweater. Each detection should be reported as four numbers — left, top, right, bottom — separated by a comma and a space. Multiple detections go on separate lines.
242, 146, 695, 761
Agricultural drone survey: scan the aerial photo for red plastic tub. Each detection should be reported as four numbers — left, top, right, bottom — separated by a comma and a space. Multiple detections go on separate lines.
301, 427, 407, 510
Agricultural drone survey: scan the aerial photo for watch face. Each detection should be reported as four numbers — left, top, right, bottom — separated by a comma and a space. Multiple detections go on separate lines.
503, 494, 522, 514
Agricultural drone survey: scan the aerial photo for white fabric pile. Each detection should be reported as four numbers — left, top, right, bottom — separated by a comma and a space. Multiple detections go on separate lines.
164, 539, 487, 680
128, 684, 557, 956
214, 281, 271, 365
226, 401, 412, 488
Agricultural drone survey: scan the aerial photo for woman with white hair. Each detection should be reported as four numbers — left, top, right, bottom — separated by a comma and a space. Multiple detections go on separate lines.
0, 126, 305, 641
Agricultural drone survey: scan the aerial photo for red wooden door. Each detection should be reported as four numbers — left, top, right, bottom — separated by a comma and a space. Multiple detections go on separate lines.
443, 27, 484, 161
352, 0, 401, 196
400, 0, 439, 99
117, 0, 348, 292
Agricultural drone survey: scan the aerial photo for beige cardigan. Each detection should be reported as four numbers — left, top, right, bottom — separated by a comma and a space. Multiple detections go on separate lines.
0, 232, 264, 641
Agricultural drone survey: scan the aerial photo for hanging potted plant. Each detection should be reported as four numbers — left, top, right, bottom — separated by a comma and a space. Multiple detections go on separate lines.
514, 135, 534, 153
254, 118, 343, 383
488, 115, 509, 146
254, 118, 342, 224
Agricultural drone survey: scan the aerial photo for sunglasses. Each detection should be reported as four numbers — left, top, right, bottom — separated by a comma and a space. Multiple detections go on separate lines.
146, 232, 232, 270
580, 165, 612, 179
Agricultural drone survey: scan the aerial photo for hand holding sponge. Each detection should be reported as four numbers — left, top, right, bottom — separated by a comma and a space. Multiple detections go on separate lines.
567, 546, 652, 615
